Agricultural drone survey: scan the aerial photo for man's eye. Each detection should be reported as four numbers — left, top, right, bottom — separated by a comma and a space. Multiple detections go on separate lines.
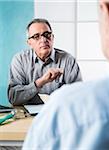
34, 35, 39, 39
44, 32, 51, 38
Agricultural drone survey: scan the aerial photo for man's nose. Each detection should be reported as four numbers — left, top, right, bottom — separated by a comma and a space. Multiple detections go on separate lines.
40, 36, 47, 42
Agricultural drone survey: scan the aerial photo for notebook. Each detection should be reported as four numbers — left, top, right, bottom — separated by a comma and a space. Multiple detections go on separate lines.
24, 104, 44, 116
0, 105, 13, 113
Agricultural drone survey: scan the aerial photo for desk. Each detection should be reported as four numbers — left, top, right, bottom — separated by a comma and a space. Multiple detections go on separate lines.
0, 94, 48, 147
0, 117, 33, 146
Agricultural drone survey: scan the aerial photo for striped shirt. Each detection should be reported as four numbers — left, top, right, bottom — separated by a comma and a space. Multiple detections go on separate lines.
8, 48, 82, 105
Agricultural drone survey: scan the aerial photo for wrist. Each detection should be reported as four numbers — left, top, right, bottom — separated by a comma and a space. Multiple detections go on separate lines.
35, 77, 46, 88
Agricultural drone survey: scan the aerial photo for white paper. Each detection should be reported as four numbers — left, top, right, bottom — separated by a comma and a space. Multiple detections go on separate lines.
24, 104, 44, 115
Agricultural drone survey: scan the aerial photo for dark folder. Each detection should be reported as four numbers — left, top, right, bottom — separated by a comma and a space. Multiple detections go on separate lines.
0, 105, 13, 113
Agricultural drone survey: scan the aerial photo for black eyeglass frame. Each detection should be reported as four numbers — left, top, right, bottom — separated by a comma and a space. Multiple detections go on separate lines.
28, 31, 52, 40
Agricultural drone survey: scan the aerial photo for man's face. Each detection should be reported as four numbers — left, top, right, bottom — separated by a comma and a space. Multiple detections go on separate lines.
100, 0, 109, 59
27, 23, 54, 61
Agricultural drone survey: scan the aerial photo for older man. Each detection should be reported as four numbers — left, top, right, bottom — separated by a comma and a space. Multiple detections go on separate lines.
22, 1, 109, 150
8, 18, 82, 105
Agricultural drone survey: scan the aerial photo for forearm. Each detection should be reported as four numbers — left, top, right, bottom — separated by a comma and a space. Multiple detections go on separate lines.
8, 82, 38, 105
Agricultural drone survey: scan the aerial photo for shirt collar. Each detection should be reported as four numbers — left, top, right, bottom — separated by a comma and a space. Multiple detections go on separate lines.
33, 48, 56, 64
50, 48, 55, 62
33, 51, 38, 63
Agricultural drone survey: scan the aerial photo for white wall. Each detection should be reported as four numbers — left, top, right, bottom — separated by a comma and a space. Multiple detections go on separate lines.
34, 0, 109, 81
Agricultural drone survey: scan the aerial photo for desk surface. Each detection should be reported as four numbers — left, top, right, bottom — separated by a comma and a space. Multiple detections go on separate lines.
0, 94, 49, 146
0, 117, 33, 141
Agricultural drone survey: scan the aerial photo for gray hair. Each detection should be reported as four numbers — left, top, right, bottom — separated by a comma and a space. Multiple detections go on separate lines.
27, 18, 52, 32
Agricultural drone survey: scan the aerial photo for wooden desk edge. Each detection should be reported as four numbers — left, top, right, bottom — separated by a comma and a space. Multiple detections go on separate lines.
0, 117, 33, 141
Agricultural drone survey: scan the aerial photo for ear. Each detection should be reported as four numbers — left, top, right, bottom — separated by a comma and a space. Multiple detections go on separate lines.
52, 34, 54, 41
52, 34, 54, 38
27, 39, 32, 48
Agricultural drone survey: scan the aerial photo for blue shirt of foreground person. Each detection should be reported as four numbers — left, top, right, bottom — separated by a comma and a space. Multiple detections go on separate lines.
22, 78, 109, 150
22, 0, 109, 149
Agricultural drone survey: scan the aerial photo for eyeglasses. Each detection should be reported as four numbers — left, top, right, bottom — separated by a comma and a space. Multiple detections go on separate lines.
28, 31, 52, 41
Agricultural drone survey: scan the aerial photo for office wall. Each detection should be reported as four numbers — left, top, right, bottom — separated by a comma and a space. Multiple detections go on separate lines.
1, 0, 109, 106
34, 0, 109, 81
0, 1, 34, 106
77, 0, 109, 81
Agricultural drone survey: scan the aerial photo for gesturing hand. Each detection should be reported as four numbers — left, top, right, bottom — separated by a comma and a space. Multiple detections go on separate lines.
35, 68, 63, 88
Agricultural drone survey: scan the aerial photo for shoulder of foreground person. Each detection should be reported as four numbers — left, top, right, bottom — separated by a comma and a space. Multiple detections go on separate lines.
22, 77, 109, 150
33, 77, 109, 121
42, 77, 109, 121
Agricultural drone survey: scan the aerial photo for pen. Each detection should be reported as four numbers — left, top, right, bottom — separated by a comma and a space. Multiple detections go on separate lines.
0, 111, 15, 125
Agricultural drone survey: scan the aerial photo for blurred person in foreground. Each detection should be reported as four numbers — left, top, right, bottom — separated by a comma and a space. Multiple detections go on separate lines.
22, 1, 109, 150
8, 18, 82, 106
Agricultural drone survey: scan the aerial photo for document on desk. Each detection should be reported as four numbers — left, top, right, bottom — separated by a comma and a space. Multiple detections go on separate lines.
0, 105, 14, 113
24, 104, 44, 115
